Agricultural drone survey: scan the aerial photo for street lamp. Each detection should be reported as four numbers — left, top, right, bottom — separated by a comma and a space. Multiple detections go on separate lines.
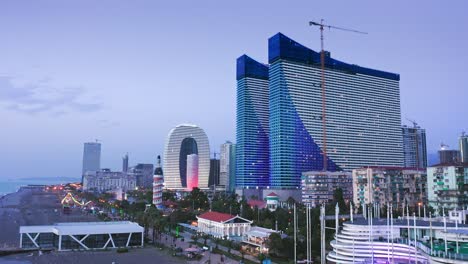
418, 202, 422, 218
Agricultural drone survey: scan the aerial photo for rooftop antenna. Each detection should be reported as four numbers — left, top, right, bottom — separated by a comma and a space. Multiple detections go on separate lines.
309, 20, 367, 171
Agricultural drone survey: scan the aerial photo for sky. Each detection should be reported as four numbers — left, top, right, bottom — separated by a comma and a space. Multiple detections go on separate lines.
1, 0, 467, 179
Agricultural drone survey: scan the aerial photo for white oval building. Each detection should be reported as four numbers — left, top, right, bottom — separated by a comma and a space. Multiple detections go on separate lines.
163, 124, 210, 190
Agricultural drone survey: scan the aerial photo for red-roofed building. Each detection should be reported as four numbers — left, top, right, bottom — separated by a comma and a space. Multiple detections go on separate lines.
197, 211, 252, 238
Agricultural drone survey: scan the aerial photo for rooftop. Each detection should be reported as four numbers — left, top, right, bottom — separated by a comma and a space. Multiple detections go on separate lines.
236, 54, 269, 81
198, 211, 235, 223
429, 162, 468, 168
268, 32, 400, 81
348, 218, 468, 229
20, 221, 143, 235
247, 199, 267, 208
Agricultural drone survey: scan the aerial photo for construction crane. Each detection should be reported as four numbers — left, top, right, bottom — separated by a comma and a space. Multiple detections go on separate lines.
406, 118, 419, 128
309, 20, 367, 171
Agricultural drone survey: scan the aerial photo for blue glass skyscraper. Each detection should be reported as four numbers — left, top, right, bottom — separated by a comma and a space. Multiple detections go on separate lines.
269, 33, 402, 189
236, 55, 270, 188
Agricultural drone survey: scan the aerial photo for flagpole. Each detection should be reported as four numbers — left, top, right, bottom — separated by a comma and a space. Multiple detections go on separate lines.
294, 203, 297, 264
387, 203, 390, 263
391, 204, 394, 264
430, 211, 433, 256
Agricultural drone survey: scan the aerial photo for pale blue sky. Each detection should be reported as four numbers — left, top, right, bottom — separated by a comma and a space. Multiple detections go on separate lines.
1, 0, 467, 179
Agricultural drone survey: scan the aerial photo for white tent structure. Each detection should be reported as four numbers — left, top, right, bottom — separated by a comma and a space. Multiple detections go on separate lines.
20, 221, 144, 251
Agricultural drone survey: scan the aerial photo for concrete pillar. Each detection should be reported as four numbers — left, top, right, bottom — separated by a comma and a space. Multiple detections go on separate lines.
141, 231, 144, 247
58, 235, 62, 251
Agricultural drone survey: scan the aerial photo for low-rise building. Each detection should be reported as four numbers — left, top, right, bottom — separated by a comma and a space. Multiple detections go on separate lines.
242, 226, 280, 255
83, 169, 136, 193
128, 163, 154, 189
196, 211, 252, 238
427, 163, 468, 214
20, 221, 143, 251
353, 167, 427, 210
301, 171, 353, 207
265, 192, 279, 211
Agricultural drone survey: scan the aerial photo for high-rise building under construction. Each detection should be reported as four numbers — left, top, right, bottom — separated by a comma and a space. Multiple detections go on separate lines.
237, 33, 404, 190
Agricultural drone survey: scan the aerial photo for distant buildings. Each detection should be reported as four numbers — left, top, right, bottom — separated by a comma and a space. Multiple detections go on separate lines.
427, 163, 468, 213
402, 125, 427, 168
236, 33, 403, 192
438, 144, 461, 164
352, 167, 427, 210
163, 124, 210, 190
209, 158, 220, 188
153, 156, 164, 209
301, 171, 353, 207
122, 153, 129, 173
128, 163, 154, 189
82, 142, 101, 182
83, 169, 136, 193
220, 141, 236, 192
236, 55, 270, 189
459, 133, 468, 163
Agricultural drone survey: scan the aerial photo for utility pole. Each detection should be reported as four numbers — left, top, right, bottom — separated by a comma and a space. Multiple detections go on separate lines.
294, 203, 297, 264
320, 204, 326, 264
309, 20, 367, 171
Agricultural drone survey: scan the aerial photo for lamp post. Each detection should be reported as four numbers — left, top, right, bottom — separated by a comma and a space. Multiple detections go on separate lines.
418, 202, 421, 218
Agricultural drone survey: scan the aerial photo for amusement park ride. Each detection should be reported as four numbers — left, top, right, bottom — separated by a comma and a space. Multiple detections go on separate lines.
60, 192, 92, 214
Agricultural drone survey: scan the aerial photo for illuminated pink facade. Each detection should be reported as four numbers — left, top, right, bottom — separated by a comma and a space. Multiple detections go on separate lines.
186, 154, 199, 191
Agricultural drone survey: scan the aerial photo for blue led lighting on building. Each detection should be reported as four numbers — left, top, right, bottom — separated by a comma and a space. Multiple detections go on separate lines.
268, 33, 400, 81
236, 55, 270, 188
268, 33, 403, 189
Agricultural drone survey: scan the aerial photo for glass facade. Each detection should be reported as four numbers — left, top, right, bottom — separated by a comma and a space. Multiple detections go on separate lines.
179, 138, 198, 187
268, 33, 403, 189
163, 124, 210, 189
402, 126, 428, 168
82, 142, 101, 182
236, 55, 270, 188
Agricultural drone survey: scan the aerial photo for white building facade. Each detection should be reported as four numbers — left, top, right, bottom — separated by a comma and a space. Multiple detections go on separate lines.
427, 163, 468, 214
83, 169, 136, 193
220, 141, 236, 192
196, 211, 252, 238
20, 221, 143, 251
163, 124, 210, 190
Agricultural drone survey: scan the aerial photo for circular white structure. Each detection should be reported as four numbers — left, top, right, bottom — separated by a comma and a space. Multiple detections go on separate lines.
163, 124, 210, 190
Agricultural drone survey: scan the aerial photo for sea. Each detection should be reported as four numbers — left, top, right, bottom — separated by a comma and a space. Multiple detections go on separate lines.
0, 177, 80, 196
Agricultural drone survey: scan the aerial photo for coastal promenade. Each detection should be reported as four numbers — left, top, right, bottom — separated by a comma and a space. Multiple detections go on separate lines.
0, 187, 97, 248
0, 188, 184, 264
